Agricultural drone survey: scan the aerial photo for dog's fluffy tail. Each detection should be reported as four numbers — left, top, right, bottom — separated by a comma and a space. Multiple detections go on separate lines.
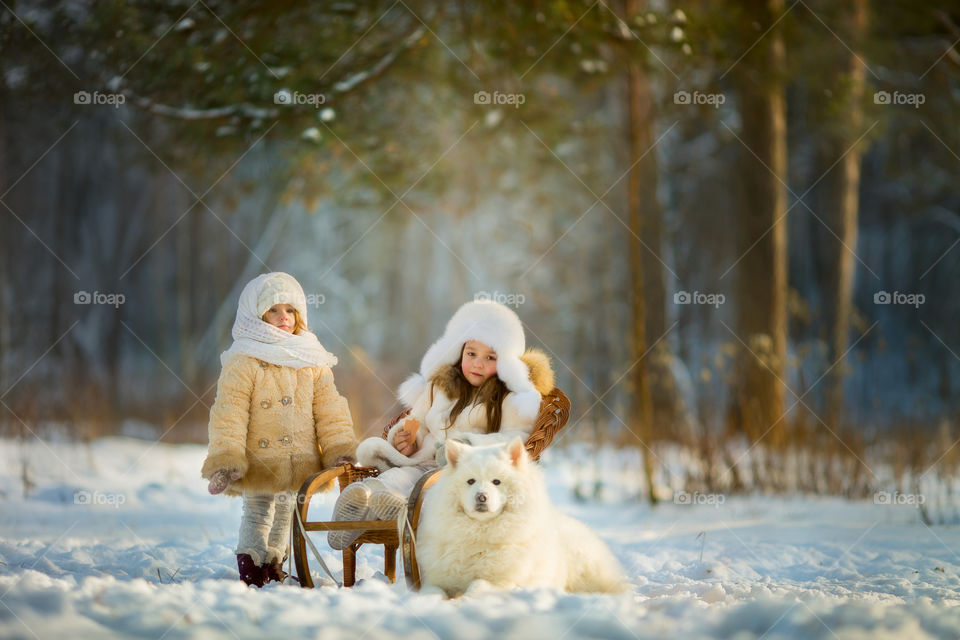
559, 515, 631, 594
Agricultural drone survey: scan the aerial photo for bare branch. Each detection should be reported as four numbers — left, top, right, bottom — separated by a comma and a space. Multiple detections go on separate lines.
127, 96, 278, 120
121, 24, 427, 122
333, 25, 426, 92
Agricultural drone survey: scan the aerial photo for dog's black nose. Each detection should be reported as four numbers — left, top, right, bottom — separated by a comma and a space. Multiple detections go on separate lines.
476, 492, 487, 503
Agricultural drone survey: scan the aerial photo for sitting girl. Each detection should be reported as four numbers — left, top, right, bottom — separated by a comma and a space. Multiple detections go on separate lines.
328, 299, 554, 550
202, 272, 358, 585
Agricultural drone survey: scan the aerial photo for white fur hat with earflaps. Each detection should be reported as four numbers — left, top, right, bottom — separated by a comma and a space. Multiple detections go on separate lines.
397, 300, 542, 420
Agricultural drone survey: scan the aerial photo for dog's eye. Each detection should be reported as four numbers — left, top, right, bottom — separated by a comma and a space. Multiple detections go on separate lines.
492, 479, 501, 485
467, 479, 475, 485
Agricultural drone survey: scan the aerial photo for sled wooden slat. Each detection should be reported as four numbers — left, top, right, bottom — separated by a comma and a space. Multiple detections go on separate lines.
293, 388, 570, 589
302, 520, 397, 531
402, 467, 444, 590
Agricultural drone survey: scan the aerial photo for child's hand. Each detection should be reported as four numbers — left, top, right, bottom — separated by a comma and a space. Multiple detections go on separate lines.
208, 468, 242, 495
402, 418, 420, 440
393, 422, 420, 457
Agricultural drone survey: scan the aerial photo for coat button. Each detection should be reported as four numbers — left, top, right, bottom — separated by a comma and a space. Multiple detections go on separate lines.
259, 438, 269, 448
281, 435, 291, 445
261, 400, 272, 409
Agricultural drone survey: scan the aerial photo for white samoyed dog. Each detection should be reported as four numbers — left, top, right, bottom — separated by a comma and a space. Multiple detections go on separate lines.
415, 438, 629, 597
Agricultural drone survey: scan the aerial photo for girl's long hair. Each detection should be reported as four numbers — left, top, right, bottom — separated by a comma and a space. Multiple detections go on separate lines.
292, 310, 308, 335
446, 346, 509, 433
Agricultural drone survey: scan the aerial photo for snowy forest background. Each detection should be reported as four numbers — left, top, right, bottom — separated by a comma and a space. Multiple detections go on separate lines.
3, 0, 960, 509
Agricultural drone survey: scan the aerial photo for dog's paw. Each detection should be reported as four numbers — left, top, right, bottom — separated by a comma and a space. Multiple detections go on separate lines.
417, 585, 448, 598
464, 579, 496, 597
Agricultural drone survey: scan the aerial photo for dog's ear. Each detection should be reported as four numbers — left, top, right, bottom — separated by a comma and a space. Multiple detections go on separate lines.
507, 437, 526, 467
445, 440, 463, 467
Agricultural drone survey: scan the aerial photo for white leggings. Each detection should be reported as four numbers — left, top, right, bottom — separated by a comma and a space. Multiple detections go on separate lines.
367, 463, 437, 495
236, 492, 294, 566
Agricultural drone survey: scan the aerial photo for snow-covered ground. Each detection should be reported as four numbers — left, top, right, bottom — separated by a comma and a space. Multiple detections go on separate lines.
1, 436, 958, 639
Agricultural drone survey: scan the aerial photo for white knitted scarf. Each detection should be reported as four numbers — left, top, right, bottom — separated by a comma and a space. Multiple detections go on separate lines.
219, 275, 338, 370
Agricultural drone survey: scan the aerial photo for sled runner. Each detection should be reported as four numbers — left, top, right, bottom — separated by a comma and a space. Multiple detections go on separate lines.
292, 388, 571, 588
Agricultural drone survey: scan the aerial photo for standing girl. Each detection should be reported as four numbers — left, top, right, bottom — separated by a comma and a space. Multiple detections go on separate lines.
329, 299, 554, 549
202, 272, 357, 586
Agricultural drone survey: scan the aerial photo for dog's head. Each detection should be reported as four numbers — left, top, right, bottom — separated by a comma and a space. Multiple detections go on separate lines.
444, 438, 529, 521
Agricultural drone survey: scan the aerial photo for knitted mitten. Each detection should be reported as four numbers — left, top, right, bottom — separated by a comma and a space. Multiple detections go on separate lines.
208, 468, 242, 495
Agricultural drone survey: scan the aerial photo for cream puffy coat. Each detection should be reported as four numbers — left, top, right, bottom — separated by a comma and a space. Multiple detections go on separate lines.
201, 354, 357, 496
357, 350, 555, 470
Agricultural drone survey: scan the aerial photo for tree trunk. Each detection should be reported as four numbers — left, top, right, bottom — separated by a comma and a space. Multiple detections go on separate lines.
642, 165, 666, 343
0, 77, 8, 408
625, 0, 658, 504
731, 0, 789, 451
176, 204, 197, 392
823, 0, 867, 430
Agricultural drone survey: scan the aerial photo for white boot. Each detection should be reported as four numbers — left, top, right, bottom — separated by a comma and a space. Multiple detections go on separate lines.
369, 489, 407, 520
327, 483, 372, 550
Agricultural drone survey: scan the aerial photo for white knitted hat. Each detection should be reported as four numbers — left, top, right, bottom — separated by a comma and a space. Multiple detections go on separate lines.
397, 300, 541, 419
255, 272, 309, 322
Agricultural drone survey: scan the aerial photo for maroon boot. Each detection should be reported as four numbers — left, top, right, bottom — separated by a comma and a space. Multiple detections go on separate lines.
236, 553, 265, 587
264, 557, 299, 585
